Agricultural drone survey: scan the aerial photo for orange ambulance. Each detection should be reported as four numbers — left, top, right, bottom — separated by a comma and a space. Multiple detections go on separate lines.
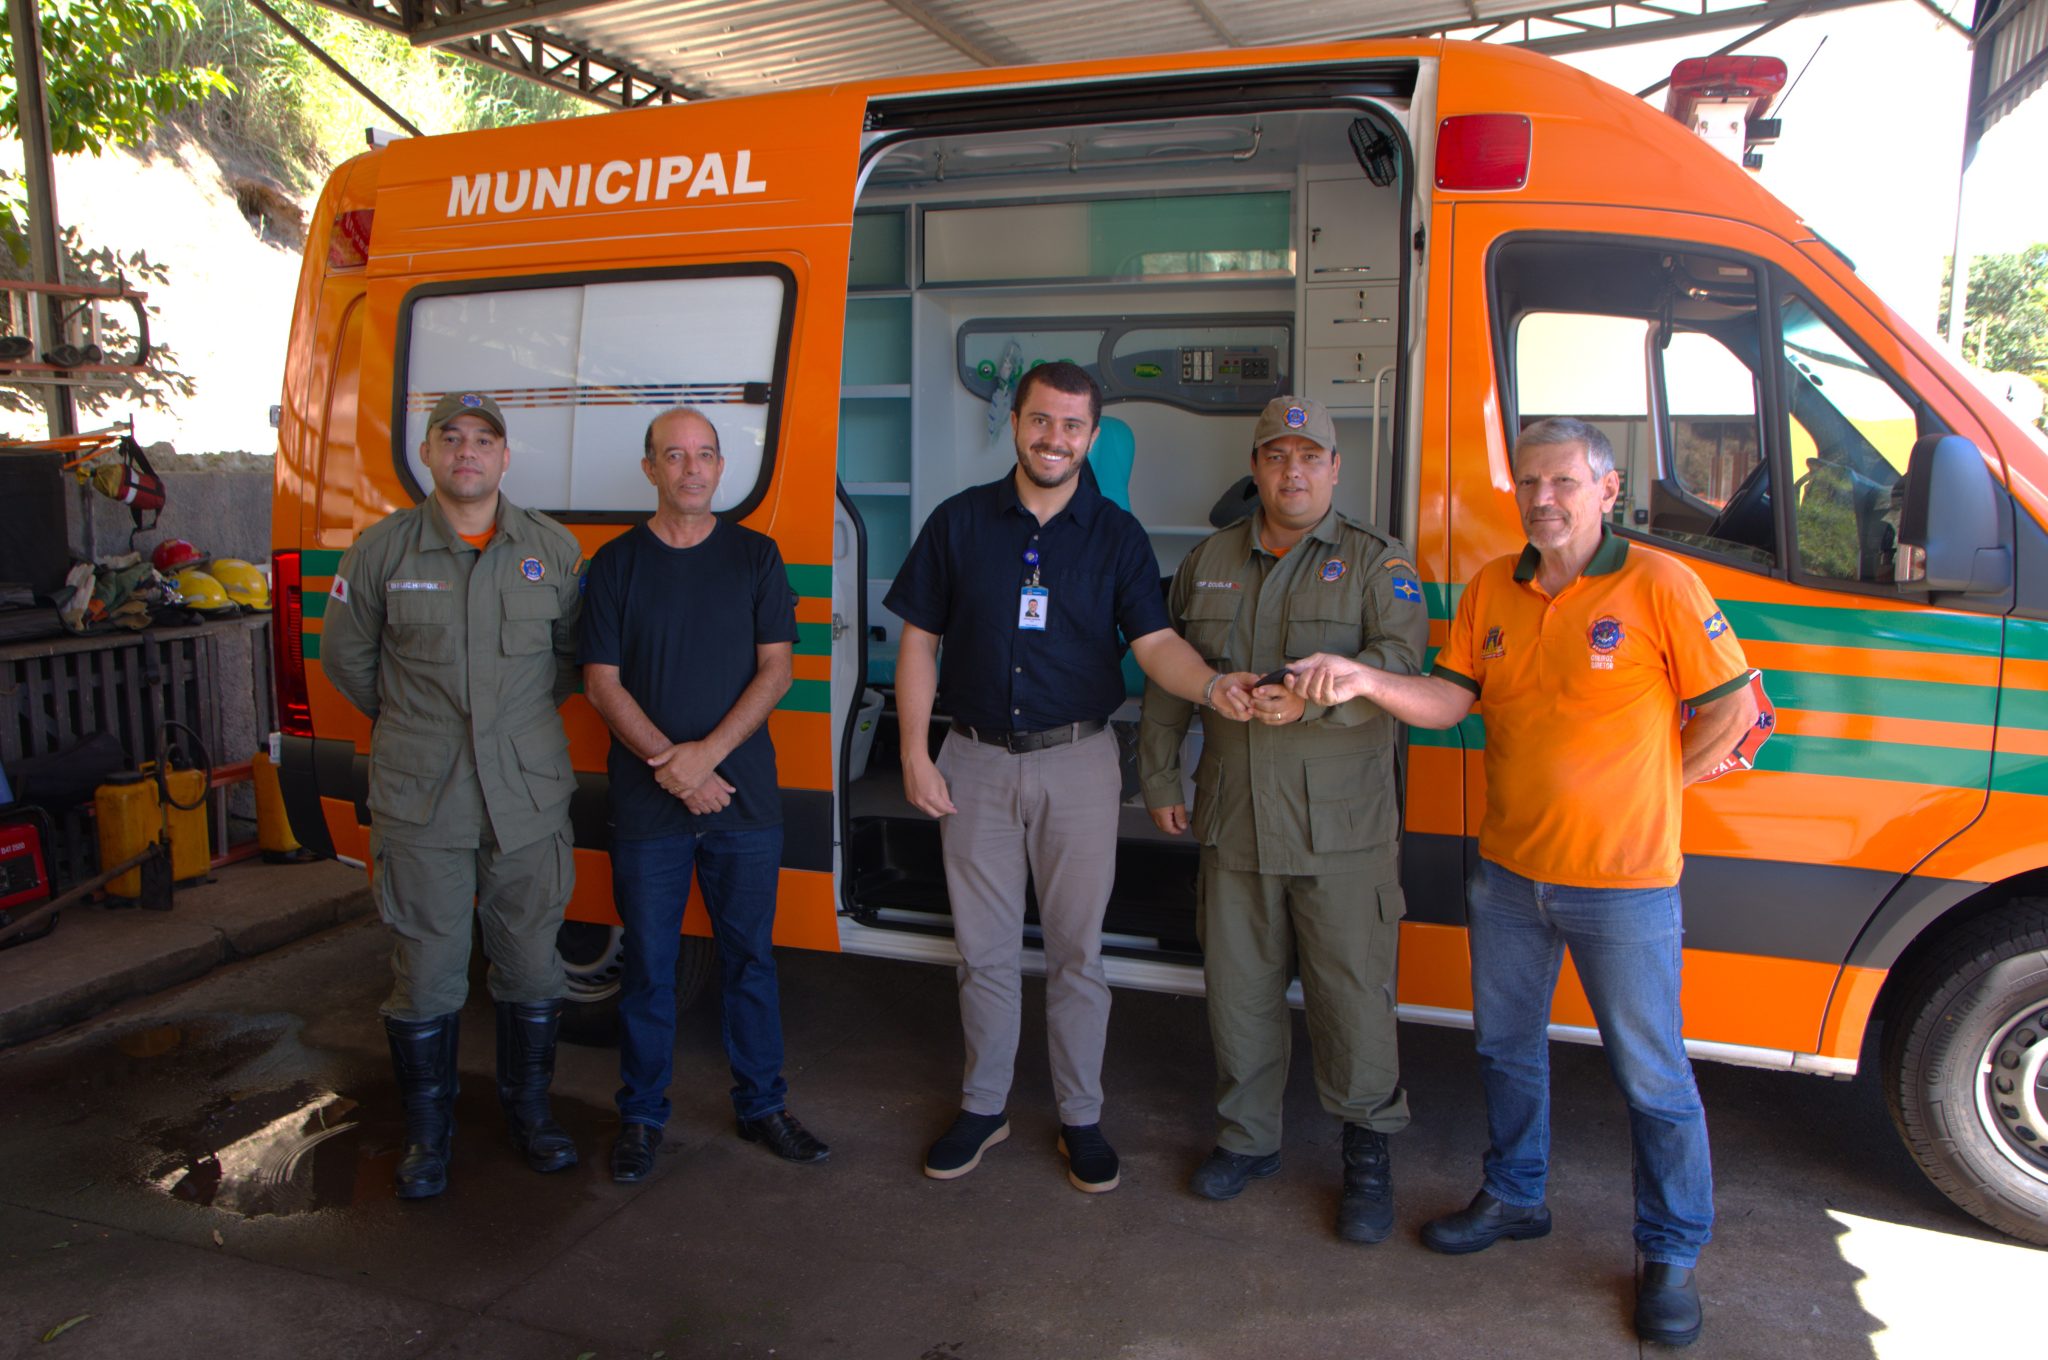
269, 38, 2048, 1244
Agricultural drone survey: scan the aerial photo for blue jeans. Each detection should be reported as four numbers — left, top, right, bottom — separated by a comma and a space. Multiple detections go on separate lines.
612, 825, 788, 1127
1467, 859, 1713, 1267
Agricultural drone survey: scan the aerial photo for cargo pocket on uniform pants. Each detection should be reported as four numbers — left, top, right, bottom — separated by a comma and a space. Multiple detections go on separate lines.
1376, 880, 1408, 923
370, 835, 398, 926
386, 590, 458, 663
1189, 761, 1221, 844
512, 721, 577, 814
500, 585, 561, 655
367, 726, 456, 823
1375, 881, 1407, 1014
1304, 753, 1394, 855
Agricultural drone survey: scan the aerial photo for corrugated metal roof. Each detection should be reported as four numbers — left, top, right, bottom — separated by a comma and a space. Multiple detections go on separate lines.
1973, 0, 2048, 135
310, 0, 1992, 108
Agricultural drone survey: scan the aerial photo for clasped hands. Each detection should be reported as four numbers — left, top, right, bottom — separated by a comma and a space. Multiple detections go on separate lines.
648, 739, 734, 814
1149, 656, 1376, 838
1208, 670, 1303, 727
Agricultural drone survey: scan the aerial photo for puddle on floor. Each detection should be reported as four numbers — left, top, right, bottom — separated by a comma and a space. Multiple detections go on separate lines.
141, 1079, 367, 1217
8, 1014, 618, 1217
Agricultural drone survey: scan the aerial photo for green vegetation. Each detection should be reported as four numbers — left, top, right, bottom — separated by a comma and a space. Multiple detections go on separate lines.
0, 0, 588, 424
0, 0, 228, 262
0, 0, 225, 416
136, 0, 590, 192
1940, 244, 2048, 428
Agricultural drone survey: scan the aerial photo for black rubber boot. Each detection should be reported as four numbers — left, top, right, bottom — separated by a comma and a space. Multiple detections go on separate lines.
384, 1013, 460, 1200
495, 999, 579, 1173
1336, 1124, 1394, 1244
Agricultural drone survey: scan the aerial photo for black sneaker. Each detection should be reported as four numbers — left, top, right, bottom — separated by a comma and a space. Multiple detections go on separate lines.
1057, 1122, 1120, 1194
923, 1109, 1009, 1180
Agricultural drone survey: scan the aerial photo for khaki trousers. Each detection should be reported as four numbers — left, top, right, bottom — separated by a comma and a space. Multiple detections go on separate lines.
1198, 849, 1409, 1154
371, 822, 572, 1020
937, 727, 1120, 1126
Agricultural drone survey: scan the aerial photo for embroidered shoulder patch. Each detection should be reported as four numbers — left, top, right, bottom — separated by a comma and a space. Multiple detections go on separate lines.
330, 575, 350, 604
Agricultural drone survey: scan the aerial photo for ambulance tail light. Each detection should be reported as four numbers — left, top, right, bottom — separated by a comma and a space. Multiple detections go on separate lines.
273, 550, 313, 738
328, 209, 373, 270
1435, 114, 1531, 192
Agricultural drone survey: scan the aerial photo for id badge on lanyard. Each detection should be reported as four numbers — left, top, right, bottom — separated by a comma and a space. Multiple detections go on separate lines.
1019, 546, 1049, 631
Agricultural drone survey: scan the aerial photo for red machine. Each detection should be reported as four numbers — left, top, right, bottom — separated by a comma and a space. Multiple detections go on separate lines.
0, 807, 55, 946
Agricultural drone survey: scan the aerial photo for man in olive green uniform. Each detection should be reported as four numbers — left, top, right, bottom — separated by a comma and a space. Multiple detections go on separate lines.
322, 390, 585, 1200
1140, 395, 1427, 1243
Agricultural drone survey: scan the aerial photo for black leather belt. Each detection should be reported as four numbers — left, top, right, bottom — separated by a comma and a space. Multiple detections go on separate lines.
957, 719, 1106, 754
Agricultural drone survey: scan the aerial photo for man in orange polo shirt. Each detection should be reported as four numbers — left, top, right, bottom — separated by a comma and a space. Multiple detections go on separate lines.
1288, 417, 1755, 1348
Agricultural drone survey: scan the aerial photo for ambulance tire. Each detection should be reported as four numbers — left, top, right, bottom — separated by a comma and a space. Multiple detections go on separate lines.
1883, 899, 2048, 1247
555, 921, 715, 1047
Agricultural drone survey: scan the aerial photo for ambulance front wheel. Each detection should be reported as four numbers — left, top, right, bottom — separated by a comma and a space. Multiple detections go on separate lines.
1884, 899, 2048, 1246
555, 921, 715, 1047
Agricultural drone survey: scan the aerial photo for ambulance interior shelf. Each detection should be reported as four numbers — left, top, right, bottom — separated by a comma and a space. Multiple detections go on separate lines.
956, 317, 1291, 413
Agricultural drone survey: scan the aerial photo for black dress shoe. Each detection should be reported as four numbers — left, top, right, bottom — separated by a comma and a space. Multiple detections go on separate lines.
1419, 1189, 1552, 1254
1635, 1263, 1702, 1347
737, 1110, 830, 1164
610, 1122, 661, 1183
1188, 1146, 1281, 1200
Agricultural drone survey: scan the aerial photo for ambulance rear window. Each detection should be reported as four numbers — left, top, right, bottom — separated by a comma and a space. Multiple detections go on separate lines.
393, 265, 794, 522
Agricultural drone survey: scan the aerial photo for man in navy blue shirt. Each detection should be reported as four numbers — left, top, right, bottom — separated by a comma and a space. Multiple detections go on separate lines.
581, 406, 830, 1183
888, 362, 1256, 1193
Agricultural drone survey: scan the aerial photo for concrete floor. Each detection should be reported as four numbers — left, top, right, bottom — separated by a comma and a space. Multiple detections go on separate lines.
0, 916, 2037, 1360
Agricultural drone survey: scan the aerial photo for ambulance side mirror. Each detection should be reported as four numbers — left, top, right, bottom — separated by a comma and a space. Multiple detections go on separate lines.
1898, 434, 2012, 596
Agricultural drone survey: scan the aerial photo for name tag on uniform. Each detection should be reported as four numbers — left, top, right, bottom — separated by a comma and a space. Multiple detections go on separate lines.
1018, 585, 1049, 630
387, 579, 452, 591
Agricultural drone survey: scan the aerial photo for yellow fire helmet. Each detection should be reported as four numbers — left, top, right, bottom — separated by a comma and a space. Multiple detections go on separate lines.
173, 567, 235, 613
208, 558, 271, 611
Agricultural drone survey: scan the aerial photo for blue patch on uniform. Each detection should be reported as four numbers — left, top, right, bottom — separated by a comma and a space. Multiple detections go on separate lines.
1285, 404, 1308, 428
521, 556, 545, 582
1320, 557, 1346, 582
460, 392, 483, 408
1589, 616, 1624, 652
1704, 610, 1729, 639
1391, 575, 1422, 602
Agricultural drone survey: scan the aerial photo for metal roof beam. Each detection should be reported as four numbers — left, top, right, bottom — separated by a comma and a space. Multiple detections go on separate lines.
294, 0, 411, 34
410, 0, 638, 47
294, 0, 693, 105
1185, 0, 1243, 46
873, 0, 1005, 65
446, 23, 699, 105
1437, 0, 1894, 56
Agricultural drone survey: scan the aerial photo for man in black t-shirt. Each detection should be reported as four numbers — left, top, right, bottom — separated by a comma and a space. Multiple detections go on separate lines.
580, 406, 830, 1183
